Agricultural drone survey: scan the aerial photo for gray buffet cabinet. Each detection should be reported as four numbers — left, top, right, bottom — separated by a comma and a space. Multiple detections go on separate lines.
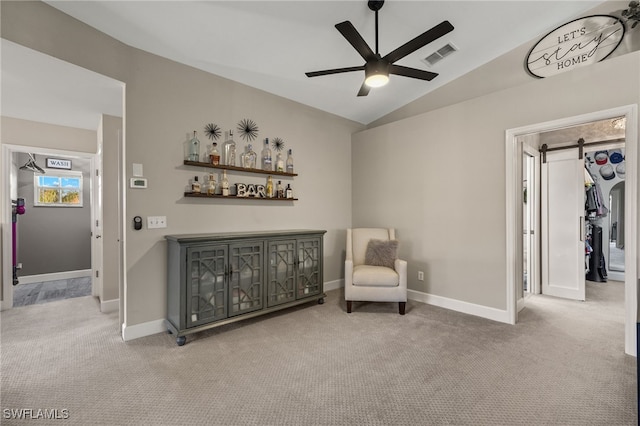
165, 230, 326, 345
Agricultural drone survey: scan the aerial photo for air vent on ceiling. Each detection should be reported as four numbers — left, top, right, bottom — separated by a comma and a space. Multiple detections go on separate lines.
422, 42, 458, 67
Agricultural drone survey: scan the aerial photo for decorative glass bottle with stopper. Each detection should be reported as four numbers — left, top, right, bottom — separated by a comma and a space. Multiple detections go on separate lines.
188, 130, 200, 162
266, 175, 274, 198
207, 173, 216, 195
223, 131, 236, 166
209, 143, 220, 165
221, 170, 229, 196
286, 149, 294, 174
276, 180, 284, 198
191, 176, 201, 193
275, 151, 284, 172
261, 138, 272, 171
242, 144, 257, 169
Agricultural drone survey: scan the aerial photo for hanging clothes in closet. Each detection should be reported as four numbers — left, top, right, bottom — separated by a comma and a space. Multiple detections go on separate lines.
584, 157, 607, 282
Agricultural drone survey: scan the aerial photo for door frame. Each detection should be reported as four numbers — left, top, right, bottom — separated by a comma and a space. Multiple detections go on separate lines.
505, 104, 638, 356
1, 143, 102, 310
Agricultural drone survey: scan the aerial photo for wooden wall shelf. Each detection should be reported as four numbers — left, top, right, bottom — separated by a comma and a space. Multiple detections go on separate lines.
184, 192, 297, 201
184, 160, 297, 177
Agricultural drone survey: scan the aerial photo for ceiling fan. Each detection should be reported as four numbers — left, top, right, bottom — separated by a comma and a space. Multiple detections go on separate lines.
305, 0, 454, 96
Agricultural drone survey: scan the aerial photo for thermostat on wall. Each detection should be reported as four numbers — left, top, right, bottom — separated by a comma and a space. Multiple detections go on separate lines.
130, 177, 148, 189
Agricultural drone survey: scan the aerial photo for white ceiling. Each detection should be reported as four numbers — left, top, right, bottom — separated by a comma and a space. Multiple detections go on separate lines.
3, 1, 609, 130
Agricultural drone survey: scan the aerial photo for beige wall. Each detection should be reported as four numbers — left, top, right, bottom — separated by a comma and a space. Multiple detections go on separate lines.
1, 117, 97, 153
1, 2, 363, 328
352, 50, 640, 311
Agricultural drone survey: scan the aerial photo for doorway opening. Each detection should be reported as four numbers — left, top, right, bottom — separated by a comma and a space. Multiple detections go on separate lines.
10, 149, 95, 307
1, 40, 125, 323
3, 144, 100, 308
505, 105, 638, 356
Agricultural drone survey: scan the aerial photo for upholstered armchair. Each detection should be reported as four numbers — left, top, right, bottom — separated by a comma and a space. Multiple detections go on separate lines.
345, 228, 408, 314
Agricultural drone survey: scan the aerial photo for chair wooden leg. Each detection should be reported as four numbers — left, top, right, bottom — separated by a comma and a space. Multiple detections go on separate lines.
399, 302, 406, 315
346, 300, 352, 313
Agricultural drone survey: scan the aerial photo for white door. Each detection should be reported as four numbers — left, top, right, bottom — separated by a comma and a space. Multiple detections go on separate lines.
91, 149, 103, 298
519, 149, 537, 312
541, 148, 585, 301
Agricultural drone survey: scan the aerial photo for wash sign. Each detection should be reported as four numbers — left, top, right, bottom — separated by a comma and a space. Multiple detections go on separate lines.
46, 158, 72, 170
526, 15, 625, 78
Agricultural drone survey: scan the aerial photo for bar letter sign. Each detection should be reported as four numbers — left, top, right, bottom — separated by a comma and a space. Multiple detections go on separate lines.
526, 15, 625, 78
46, 158, 72, 170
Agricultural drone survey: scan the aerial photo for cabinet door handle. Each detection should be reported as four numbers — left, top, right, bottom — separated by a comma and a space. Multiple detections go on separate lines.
229, 265, 233, 280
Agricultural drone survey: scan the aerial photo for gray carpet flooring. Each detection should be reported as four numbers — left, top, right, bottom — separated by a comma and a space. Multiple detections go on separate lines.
12, 277, 92, 307
0, 281, 635, 425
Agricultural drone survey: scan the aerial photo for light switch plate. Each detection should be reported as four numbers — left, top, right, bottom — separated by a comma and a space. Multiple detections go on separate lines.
147, 216, 167, 229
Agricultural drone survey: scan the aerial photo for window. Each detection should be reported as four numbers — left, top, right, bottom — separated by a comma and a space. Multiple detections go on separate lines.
34, 170, 83, 207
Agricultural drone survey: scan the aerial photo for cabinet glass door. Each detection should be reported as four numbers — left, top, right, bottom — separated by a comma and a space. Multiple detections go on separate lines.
229, 241, 264, 315
297, 237, 321, 298
186, 245, 227, 327
267, 239, 296, 307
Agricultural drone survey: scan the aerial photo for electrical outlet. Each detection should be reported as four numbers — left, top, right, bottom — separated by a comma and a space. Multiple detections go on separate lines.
418, 271, 424, 281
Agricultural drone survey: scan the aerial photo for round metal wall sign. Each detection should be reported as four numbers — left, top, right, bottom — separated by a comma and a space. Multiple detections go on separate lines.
526, 15, 625, 78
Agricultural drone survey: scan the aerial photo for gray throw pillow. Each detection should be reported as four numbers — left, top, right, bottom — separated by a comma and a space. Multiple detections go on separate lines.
364, 239, 399, 268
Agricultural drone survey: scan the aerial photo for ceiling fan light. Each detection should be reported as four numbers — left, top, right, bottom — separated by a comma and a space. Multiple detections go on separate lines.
365, 73, 389, 87
365, 60, 390, 87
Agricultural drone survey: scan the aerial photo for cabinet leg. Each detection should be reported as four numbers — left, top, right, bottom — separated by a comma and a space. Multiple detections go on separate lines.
176, 336, 186, 346
317, 297, 325, 305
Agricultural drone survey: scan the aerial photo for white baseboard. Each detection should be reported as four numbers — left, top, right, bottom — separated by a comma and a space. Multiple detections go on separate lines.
122, 319, 166, 342
122, 281, 346, 341
119, 281, 509, 341
18, 269, 91, 285
323, 279, 509, 323
408, 289, 510, 324
324, 279, 343, 292
100, 298, 119, 313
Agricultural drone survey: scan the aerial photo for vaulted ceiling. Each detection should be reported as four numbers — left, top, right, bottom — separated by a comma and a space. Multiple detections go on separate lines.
2, 1, 611, 131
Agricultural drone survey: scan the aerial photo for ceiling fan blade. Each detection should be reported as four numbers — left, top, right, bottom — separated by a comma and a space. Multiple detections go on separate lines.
335, 21, 376, 61
383, 20, 454, 64
305, 65, 364, 78
357, 82, 371, 97
389, 64, 438, 81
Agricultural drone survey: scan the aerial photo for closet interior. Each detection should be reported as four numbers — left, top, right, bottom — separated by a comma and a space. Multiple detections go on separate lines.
584, 145, 626, 283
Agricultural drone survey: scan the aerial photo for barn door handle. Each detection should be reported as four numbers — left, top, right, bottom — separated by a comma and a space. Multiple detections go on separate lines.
579, 216, 584, 242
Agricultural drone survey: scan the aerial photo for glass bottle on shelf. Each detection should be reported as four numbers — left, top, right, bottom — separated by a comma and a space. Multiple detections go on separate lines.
209, 143, 220, 165
188, 130, 200, 162
266, 175, 274, 198
242, 144, 257, 169
275, 152, 284, 172
276, 180, 284, 198
223, 131, 236, 166
261, 138, 272, 171
221, 170, 229, 196
240, 145, 246, 168
285, 184, 293, 199
286, 149, 294, 174
207, 173, 216, 195
191, 176, 201, 193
